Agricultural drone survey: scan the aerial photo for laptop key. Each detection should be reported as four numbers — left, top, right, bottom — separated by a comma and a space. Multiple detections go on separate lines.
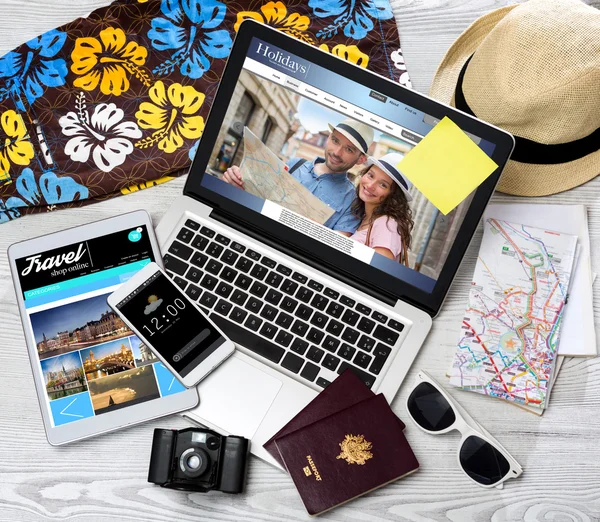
185, 284, 202, 301
191, 235, 209, 251
310, 312, 328, 328
215, 282, 233, 299
372, 311, 388, 324
169, 240, 193, 261
326, 301, 344, 318
388, 319, 405, 333
370, 343, 392, 375
281, 296, 298, 314
199, 226, 215, 238
265, 271, 283, 288
338, 343, 356, 361
231, 241, 246, 253
357, 317, 376, 334
300, 361, 319, 381
316, 377, 331, 388
373, 324, 400, 346
356, 304, 372, 315
199, 291, 217, 308
265, 288, 283, 305
292, 272, 308, 284
308, 280, 324, 292
295, 304, 313, 321
357, 335, 376, 352
276, 264, 292, 276
185, 266, 202, 284
163, 254, 188, 276
340, 327, 359, 344
206, 242, 224, 258
250, 264, 268, 281
173, 276, 187, 290
230, 289, 248, 306
259, 322, 278, 340
249, 281, 267, 298
191, 251, 208, 268
211, 314, 283, 363
291, 319, 309, 337
247, 249, 261, 261
243, 314, 263, 332
341, 309, 359, 326
260, 256, 276, 268
215, 299, 232, 316
177, 227, 194, 244
229, 307, 247, 324
220, 249, 238, 266
281, 279, 298, 296
199, 274, 218, 291
325, 319, 343, 336
295, 286, 314, 303
235, 257, 253, 273
291, 338, 309, 355
337, 362, 375, 389
245, 296, 263, 314
323, 354, 340, 372
311, 294, 329, 311
307, 328, 325, 344
281, 352, 303, 373
275, 311, 294, 329
206, 259, 223, 275
340, 295, 356, 307
215, 234, 230, 246
324, 288, 339, 300
322, 335, 340, 352
234, 274, 252, 290
275, 330, 293, 348
221, 267, 237, 283
260, 304, 278, 321
354, 351, 372, 369
307, 345, 324, 363
185, 219, 200, 231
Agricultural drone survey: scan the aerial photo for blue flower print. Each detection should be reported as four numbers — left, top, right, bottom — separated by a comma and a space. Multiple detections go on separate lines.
188, 140, 199, 161
308, 0, 393, 39
148, 0, 233, 79
0, 29, 68, 105
0, 168, 89, 223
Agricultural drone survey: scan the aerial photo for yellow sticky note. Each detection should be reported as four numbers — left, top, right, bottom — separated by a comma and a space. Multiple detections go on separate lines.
398, 117, 498, 215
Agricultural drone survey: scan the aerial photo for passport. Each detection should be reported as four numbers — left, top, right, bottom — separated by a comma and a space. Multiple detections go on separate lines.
273, 394, 419, 516
263, 370, 399, 467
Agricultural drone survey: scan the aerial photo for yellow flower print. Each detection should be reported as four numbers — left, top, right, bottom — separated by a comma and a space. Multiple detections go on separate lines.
135, 81, 205, 154
0, 110, 34, 181
71, 27, 151, 96
235, 2, 314, 44
319, 44, 369, 68
121, 175, 175, 195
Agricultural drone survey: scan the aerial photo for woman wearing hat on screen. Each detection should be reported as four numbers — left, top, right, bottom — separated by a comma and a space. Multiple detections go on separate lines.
349, 153, 413, 265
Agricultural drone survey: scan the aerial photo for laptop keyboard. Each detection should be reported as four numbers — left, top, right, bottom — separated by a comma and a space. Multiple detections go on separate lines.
163, 219, 406, 389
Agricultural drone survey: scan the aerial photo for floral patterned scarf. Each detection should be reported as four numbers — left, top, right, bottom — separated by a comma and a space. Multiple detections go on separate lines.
0, 0, 411, 224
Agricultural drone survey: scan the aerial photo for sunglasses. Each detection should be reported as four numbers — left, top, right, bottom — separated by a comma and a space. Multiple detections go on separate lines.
406, 371, 523, 489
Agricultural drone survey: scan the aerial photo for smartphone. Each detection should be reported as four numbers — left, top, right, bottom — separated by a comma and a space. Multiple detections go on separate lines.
107, 262, 235, 388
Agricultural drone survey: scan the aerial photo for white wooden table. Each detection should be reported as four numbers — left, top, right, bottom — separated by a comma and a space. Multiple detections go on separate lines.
1, 1, 599, 520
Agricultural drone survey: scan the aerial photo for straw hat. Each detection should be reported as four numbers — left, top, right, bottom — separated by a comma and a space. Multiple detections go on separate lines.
328, 118, 374, 154
429, 0, 600, 196
366, 153, 413, 201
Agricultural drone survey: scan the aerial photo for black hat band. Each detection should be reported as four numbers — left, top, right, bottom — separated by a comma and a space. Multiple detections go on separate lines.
336, 123, 369, 153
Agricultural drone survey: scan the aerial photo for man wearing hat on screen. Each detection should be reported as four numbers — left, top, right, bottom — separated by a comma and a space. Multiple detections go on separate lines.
224, 118, 374, 234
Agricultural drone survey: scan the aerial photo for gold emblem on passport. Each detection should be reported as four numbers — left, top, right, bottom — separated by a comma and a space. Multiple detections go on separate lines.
336, 434, 373, 465
303, 466, 311, 477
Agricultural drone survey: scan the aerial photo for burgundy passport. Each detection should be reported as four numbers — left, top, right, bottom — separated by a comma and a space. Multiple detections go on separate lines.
264, 370, 405, 467
273, 394, 419, 516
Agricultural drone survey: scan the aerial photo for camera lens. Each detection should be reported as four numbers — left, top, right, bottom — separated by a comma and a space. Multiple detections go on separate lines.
186, 455, 201, 470
179, 448, 209, 477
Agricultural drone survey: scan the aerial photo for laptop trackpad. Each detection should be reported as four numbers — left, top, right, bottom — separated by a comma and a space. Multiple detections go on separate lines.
193, 356, 283, 439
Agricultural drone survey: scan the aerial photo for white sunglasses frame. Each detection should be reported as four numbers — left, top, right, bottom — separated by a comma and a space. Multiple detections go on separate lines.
406, 370, 523, 489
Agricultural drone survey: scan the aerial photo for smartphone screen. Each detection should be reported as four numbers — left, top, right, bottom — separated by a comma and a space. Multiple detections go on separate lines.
114, 270, 226, 378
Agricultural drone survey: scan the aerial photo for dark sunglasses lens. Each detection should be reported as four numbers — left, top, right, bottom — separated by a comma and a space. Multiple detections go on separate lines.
459, 435, 511, 486
407, 382, 456, 432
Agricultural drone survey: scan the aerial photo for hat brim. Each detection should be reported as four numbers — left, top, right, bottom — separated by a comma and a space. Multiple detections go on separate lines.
328, 123, 368, 154
429, 5, 599, 196
368, 157, 413, 201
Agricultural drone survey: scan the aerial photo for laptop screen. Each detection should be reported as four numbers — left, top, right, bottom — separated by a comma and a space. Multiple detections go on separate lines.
197, 36, 499, 296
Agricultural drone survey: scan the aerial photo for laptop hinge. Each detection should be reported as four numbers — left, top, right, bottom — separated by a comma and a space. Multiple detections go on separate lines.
211, 210, 398, 308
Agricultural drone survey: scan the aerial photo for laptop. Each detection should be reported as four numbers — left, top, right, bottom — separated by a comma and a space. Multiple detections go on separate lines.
154, 20, 514, 467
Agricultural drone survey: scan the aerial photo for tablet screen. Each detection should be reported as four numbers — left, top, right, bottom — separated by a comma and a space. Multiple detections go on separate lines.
15, 225, 187, 427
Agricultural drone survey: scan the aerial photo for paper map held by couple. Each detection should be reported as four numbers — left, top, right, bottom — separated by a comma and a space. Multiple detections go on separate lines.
239, 127, 335, 225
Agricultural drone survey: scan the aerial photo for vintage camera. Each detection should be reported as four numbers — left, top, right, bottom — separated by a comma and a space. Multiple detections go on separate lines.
148, 428, 249, 493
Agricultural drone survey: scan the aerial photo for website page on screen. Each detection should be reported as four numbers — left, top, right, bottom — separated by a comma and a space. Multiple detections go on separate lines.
201, 37, 497, 293
15, 226, 186, 428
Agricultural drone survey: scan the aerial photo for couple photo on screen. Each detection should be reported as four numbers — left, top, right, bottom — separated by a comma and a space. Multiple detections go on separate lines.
223, 119, 413, 266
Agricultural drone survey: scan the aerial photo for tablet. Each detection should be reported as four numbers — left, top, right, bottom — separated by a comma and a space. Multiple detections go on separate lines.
8, 210, 199, 445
